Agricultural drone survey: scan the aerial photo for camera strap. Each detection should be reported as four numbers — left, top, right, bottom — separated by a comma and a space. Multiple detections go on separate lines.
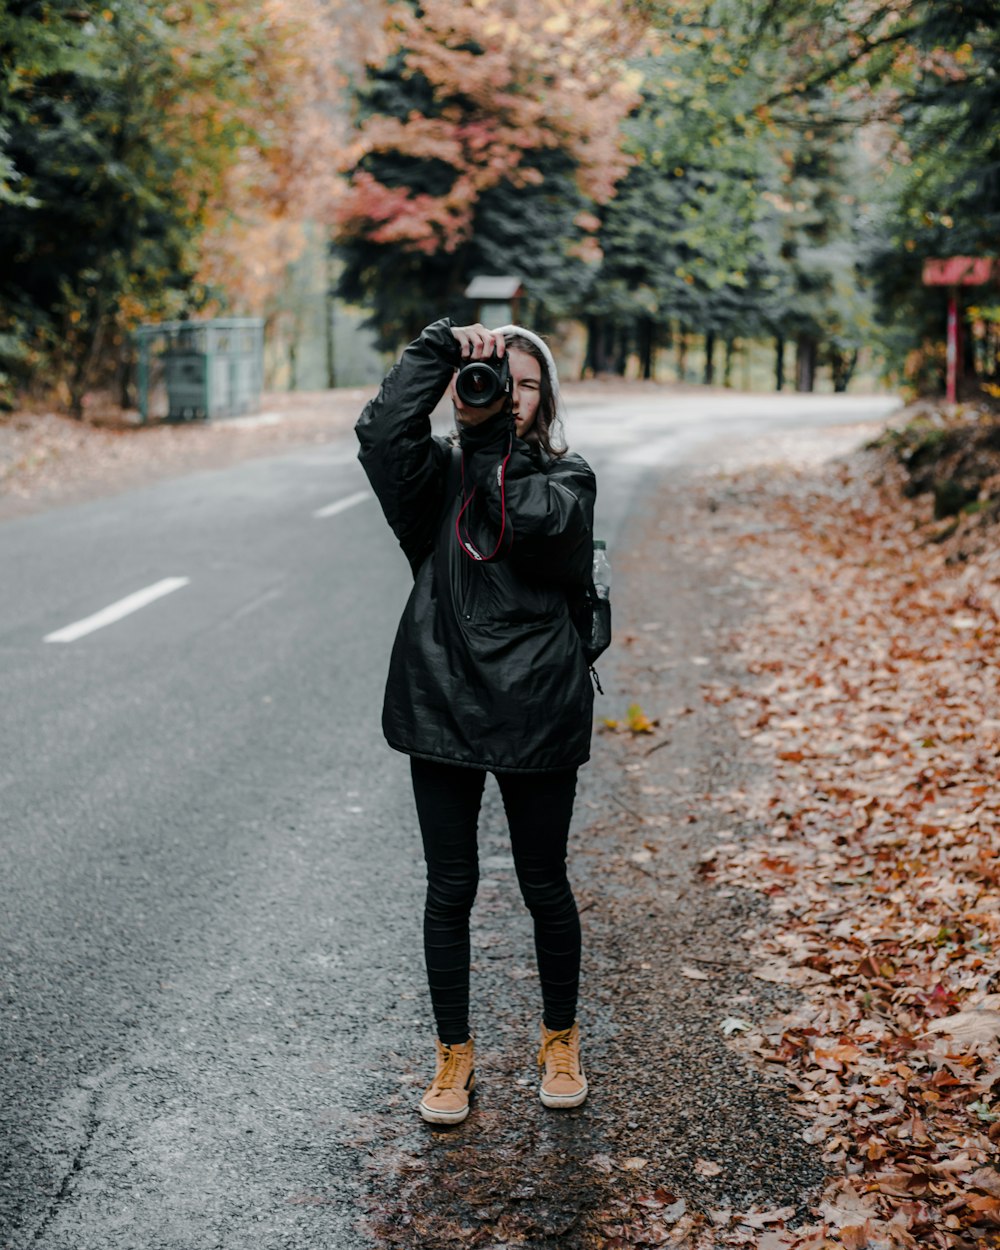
454, 436, 513, 563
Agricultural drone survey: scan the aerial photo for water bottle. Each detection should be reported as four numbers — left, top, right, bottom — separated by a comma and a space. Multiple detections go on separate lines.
592, 540, 611, 600
583, 539, 612, 678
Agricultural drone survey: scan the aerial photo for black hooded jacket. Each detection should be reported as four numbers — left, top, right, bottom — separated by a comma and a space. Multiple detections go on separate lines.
355, 319, 597, 772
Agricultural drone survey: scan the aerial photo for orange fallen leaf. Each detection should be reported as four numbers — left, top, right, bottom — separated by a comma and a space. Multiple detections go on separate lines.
626, 703, 658, 734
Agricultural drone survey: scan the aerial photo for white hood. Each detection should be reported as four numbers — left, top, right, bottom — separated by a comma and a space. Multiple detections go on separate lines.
491, 324, 566, 421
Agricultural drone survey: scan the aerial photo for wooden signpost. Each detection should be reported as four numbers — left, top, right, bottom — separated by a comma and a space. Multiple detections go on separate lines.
922, 257, 999, 403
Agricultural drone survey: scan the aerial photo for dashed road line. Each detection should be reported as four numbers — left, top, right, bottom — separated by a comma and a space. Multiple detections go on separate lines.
313, 490, 372, 520
44, 577, 190, 643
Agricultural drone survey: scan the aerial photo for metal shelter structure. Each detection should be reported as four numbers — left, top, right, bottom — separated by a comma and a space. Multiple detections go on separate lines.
134, 319, 264, 423
464, 276, 524, 330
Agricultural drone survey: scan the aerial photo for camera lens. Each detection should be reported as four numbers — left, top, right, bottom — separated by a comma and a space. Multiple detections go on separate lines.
466, 367, 491, 395
456, 361, 501, 407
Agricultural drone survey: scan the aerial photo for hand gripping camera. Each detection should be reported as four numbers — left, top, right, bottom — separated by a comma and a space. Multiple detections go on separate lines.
455, 350, 511, 408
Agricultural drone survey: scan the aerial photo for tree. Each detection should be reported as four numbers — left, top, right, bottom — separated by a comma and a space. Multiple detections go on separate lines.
0, 0, 344, 412
588, 0, 879, 386
589, 2, 795, 379
868, 2, 1000, 390
739, 0, 1000, 389
335, 0, 641, 347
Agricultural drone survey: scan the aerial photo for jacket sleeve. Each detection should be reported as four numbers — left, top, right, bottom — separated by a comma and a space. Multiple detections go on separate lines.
355, 320, 460, 572
459, 410, 596, 587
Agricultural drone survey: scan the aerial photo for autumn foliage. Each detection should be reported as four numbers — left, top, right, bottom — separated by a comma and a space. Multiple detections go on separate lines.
2, 0, 996, 406
699, 441, 1000, 1246
172, 0, 347, 315
337, 0, 641, 258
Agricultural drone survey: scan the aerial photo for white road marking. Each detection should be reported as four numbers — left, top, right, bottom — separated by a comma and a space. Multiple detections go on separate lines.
313, 490, 372, 519
227, 587, 284, 624
44, 577, 190, 643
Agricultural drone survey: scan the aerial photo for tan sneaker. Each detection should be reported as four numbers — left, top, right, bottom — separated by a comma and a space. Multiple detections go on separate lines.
418, 1037, 476, 1125
538, 1020, 588, 1108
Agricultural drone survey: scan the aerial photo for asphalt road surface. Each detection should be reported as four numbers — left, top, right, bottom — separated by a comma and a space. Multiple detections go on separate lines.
1, 388, 899, 1249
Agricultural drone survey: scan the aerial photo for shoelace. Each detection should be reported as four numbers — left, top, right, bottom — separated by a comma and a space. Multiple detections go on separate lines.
435, 1045, 467, 1090
539, 1029, 577, 1078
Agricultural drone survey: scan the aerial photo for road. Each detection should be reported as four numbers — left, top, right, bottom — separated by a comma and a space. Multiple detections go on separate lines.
0, 388, 899, 1249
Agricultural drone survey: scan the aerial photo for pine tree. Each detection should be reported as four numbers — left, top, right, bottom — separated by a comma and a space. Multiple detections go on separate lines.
588, 1, 782, 377
335, 0, 640, 347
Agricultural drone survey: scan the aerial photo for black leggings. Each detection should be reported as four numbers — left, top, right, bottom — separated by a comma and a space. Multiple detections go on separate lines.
409, 757, 581, 1045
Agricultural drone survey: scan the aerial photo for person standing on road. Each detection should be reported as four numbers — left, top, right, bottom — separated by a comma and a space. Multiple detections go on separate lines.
356, 319, 598, 1125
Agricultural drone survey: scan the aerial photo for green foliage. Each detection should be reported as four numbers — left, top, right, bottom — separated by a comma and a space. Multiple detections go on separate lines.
589, 1, 874, 385
4, 0, 996, 405
733, 0, 999, 388
0, 4, 199, 410
475, 151, 598, 327
0, 0, 321, 412
869, 2, 1000, 388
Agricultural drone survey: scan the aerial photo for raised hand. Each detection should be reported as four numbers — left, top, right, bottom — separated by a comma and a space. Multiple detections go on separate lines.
450, 324, 506, 361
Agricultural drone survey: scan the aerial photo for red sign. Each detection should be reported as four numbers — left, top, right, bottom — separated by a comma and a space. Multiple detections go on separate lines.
923, 257, 998, 286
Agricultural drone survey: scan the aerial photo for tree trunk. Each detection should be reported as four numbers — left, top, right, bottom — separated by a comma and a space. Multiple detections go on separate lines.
830, 347, 858, 393
676, 322, 689, 382
585, 316, 623, 376
723, 336, 735, 388
703, 329, 716, 386
603, 320, 617, 374
774, 334, 785, 391
68, 306, 108, 419
795, 334, 817, 392
325, 248, 337, 390
118, 343, 134, 410
613, 322, 629, 376
582, 316, 601, 378
640, 317, 654, 380
962, 313, 975, 393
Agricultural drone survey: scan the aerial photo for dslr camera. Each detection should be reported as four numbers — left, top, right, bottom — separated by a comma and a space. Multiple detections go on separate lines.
455, 351, 511, 408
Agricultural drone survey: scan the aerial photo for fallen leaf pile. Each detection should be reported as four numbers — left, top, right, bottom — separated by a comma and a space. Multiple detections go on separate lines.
695, 443, 1000, 1248
0, 391, 368, 516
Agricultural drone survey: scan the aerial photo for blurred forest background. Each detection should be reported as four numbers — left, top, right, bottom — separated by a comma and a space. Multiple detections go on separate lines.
0, 0, 997, 414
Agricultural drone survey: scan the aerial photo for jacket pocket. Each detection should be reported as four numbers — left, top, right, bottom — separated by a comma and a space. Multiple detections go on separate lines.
467, 563, 562, 624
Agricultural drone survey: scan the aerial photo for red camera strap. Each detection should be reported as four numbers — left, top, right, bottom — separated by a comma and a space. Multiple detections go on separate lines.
454, 437, 513, 562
